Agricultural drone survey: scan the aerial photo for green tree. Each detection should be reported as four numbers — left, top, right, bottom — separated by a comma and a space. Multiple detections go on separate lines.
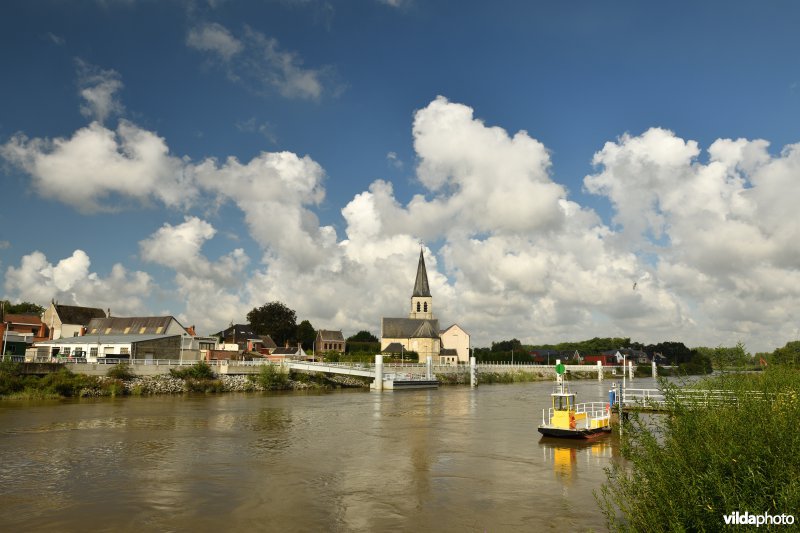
247, 301, 297, 346
491, 339, 523, 353
1, 300, 45, 317
771, 341, 800, 366
347, 330, 379, 343
296, 320, 316, 350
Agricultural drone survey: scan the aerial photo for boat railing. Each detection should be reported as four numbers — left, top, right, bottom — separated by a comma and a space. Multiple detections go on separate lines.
542, 401, 612, 428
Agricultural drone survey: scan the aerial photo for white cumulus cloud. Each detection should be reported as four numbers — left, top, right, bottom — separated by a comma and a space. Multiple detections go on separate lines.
4, 250, 152, 315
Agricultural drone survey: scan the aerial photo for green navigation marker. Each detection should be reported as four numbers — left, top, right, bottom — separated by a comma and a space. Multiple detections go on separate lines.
555, 363, 565, 375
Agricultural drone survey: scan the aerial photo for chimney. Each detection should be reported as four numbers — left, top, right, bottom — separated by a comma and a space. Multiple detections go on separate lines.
80, 326, 87, 337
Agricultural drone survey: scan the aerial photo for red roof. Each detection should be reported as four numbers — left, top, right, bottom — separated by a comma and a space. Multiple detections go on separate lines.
3, 313, 43, 326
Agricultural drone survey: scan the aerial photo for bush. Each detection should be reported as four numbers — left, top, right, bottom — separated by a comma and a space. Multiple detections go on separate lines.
185, 378, 224, 393
169, 361, 216, 380
253, 364, 289, 390
38, 369, 100, 397
106, 363, 136, 380
597, 368, 800, 531
0, 360, 25, 396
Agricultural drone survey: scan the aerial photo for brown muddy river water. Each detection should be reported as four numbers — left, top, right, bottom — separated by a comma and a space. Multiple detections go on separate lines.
0, 377, 662, 531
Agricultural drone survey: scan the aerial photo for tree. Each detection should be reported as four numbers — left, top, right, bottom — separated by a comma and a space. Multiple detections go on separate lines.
296, 320, 316, 351
247, 301, 297, 346
1, 300, 45, 317
347, 330, 378, 343
491, 339, 523, 353
771, 341, 800, 366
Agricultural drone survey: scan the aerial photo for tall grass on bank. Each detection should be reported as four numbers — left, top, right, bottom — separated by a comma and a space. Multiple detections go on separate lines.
252, 364, 289, 390
597, 368, 800, 532
1, 360, 124, 398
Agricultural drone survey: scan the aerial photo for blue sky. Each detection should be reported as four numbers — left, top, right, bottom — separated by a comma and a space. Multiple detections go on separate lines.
2, 0, 800, 352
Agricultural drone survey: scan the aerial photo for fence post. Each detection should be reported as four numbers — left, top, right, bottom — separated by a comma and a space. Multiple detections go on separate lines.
374, 354, 383, 391
470, 356, 477, 388
597, 360, 603, 381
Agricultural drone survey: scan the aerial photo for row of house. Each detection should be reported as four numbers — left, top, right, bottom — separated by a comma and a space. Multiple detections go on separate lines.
1, 301, 349, 364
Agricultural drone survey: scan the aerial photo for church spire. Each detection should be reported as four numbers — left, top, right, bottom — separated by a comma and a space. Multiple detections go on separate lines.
412, 248, 431, 297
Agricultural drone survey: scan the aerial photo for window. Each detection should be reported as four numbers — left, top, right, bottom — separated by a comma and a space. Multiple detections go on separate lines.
156, 327, 163, 334
123, 327, 131, 334
90, 347, 98, 357
120, 348, 130, 355
63, 348, 70, 356
105, 328, 112, 334
73, 332, 79, 337
139, 327, 146, 334
424, 302, 428, 312
91, 328, 97, 334
416, 302, 421, 312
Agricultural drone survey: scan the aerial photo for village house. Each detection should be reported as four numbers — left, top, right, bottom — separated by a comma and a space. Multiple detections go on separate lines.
33, 315, 217, 362
41, 302, 107, 339
315, 330, 345, 354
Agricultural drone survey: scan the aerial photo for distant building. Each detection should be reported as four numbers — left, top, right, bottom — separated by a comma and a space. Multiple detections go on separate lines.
316, 330, 345, 353
440, 324, 470, 364
86, 315, 189, 336
42, 302, 106, 340
32, 334, 185, 362
214, 324, 276, 354
270, 344, 308, 362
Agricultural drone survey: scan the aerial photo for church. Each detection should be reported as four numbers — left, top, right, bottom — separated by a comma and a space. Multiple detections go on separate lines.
380, 250, 470, 364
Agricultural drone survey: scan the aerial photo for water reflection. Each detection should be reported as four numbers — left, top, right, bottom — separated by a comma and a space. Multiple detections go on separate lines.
539, 436, 614, 486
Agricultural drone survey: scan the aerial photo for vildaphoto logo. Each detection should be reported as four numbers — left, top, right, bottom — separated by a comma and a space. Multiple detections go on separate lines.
723, 511, 795, 527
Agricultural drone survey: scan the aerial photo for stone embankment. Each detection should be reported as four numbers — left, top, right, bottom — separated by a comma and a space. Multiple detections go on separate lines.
73, 373, 370, 396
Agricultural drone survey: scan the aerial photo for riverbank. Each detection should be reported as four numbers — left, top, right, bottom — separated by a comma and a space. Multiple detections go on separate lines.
0, 361, 369, 399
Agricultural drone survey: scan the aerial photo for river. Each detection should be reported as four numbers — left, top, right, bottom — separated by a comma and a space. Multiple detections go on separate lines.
0, 376, 662, 531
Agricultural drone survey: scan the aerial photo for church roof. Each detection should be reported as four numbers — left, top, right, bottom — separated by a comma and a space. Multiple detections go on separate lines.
382, 342, 406, 353
382, 318, 440, 339
412, 249, 431, 297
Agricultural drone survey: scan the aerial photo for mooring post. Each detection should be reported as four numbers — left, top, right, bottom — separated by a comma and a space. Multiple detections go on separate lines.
597, 360, 603, 381
651, 360, 657, 378
426, 355, 432, 380
470, 356, 477, 388
374, 354, 383, 391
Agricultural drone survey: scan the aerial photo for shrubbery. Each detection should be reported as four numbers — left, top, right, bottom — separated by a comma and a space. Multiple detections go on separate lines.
253, 364, 289, 390
169, 362, 216, 380
106, 363, 136, 380
598, 368, 800, 531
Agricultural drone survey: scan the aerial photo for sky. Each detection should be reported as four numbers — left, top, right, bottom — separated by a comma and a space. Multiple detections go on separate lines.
2, 0, 800, 353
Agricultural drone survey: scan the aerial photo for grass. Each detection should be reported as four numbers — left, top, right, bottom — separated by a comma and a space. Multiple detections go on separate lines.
597, 367, 800, 532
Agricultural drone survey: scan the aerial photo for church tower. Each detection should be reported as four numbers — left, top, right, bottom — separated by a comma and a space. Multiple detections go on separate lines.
409, 249, 433, 319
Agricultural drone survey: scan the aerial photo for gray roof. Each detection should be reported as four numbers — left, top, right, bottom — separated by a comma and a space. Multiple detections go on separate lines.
272, 347, 302, 355
440, 348, 458, 356
382, 318, 440, 339
56, 305, 106, 326
317, 330, 344, 341
412, 249, 431, 297
382, 342, 406, 353
87, 316, 182, 335
259, 335, 277, 349
35, 334, 180, 345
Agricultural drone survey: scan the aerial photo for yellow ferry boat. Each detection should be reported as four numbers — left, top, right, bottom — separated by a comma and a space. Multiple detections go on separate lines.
537, 362, 612, 439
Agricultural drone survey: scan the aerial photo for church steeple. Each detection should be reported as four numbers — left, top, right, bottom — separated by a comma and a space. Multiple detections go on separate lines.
412, 249, 431, 297
410, 248, 433, 319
